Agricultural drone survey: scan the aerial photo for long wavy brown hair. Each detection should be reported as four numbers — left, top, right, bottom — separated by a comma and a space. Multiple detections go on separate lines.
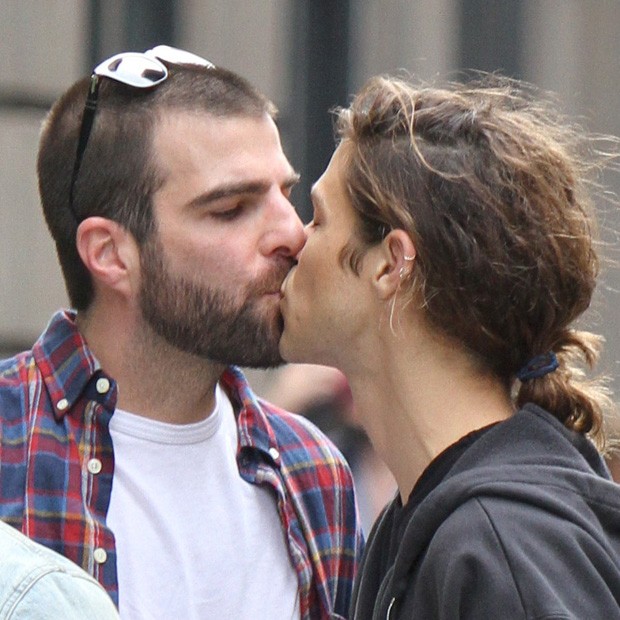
336, 74, 618, 449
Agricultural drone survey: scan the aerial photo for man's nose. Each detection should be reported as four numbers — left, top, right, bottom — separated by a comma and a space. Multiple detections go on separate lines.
261, 194, 307, 258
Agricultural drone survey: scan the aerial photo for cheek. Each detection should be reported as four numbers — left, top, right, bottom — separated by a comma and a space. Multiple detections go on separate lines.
164, 233, 241, 280
293, 254, 325, 303
298, 236, 338, 282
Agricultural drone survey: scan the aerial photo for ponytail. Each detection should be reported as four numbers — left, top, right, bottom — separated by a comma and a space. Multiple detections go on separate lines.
515, 330, 612, 450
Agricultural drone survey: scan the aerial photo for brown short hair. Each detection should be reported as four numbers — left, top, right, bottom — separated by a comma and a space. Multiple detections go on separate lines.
37, 61, 277, 310
336, 75, 617, 446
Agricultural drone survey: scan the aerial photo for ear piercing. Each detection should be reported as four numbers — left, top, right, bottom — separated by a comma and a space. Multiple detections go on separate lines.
400, 255, 415, 278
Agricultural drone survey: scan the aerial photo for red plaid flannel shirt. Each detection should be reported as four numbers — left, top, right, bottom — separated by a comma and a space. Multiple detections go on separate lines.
0, 311, 364, 618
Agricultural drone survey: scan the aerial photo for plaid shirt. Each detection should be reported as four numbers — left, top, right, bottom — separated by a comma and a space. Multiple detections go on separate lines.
0, 311, 363, 619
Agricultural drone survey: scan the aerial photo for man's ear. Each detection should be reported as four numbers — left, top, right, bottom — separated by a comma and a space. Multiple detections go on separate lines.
372, 229, 416, 301
75, 217, 139, 297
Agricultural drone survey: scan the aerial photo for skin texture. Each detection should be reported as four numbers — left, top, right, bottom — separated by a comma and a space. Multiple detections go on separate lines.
140, 112, 303, 368
280, 141, 513, 499
76, 111, 306, 423
280, 144, 372, 369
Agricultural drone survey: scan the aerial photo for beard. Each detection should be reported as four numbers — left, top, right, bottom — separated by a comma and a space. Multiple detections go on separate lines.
138, 236, 289, 368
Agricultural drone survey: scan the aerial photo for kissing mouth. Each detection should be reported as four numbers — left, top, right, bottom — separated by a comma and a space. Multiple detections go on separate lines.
255, 261, 294, 298
279, 267, 295, 298
264, 290, 283, 299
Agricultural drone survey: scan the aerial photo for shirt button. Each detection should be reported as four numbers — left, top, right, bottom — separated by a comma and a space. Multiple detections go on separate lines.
56, 398, 69, 411
96, 378, 110, 394
93, 548, 107, 564
87, 458, 102, 475
268, 447, 280, 461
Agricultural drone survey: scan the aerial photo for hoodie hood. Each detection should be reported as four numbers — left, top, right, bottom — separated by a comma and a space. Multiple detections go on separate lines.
386, 404, 620, 614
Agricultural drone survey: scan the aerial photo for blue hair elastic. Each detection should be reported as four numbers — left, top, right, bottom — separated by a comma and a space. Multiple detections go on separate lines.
516, 352, 559, 382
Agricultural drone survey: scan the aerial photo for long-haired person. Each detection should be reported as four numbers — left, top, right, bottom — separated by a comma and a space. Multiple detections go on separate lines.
280, 75, 620, 618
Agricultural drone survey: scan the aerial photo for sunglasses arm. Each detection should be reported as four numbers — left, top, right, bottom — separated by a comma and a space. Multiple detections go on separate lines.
69, 75, 101, 218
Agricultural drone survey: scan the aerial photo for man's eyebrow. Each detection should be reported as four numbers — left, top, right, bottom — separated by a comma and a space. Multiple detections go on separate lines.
188, 173, 301, 208
284, 172, 301, 189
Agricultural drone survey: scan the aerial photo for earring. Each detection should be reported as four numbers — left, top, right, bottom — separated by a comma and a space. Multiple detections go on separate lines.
400, 255, 414, 278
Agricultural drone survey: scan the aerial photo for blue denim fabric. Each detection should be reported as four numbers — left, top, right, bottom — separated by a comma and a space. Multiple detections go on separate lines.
0, 521, 118, 619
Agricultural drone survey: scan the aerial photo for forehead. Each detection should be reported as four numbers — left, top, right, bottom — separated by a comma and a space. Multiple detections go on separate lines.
312, 142, 353, 211
153, 110, 292, 183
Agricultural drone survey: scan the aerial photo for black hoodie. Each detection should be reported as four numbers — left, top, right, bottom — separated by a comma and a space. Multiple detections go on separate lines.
350, 404, 620, 619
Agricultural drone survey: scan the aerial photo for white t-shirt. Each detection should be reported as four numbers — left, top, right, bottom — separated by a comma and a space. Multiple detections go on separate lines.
107, 384, 300, 620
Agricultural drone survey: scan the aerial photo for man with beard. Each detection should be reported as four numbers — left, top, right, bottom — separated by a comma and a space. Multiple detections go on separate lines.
0, 46, 363, 619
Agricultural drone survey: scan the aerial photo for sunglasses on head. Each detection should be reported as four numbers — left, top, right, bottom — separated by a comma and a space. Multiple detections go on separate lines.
69, 45, 215, 220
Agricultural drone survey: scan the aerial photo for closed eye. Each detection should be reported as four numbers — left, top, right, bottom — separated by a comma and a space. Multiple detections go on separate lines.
306, 216, 319, 230
211, 203, 246, 221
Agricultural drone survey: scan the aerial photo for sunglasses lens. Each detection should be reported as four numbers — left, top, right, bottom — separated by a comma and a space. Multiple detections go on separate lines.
94, 53, 168, 88
71, 46, 214, 219
146, 45, 214, 69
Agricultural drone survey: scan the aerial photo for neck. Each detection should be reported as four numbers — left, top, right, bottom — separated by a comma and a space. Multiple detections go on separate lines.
343, 320, 513, 503
77, 305, 224, 424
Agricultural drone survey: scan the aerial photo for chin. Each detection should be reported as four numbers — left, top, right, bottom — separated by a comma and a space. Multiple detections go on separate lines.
279, 335, 317, 366
278, 329, 301, 364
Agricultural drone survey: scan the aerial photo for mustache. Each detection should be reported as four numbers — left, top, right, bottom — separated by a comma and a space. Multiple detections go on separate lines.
250, 258, 296, 295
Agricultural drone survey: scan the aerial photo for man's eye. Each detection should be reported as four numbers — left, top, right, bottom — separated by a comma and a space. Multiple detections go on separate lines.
213, 205, 243, 220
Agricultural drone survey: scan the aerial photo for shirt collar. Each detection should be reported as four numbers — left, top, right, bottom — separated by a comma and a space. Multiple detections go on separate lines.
31, 313, 274, 446
220, 366, 281, 467
32, 310, 115, 420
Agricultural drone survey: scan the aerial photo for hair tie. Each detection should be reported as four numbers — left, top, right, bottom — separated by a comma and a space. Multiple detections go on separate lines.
516, 352, 559, 382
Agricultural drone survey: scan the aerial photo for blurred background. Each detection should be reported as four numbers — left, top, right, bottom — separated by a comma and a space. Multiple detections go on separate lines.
2, 0, 620, 527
